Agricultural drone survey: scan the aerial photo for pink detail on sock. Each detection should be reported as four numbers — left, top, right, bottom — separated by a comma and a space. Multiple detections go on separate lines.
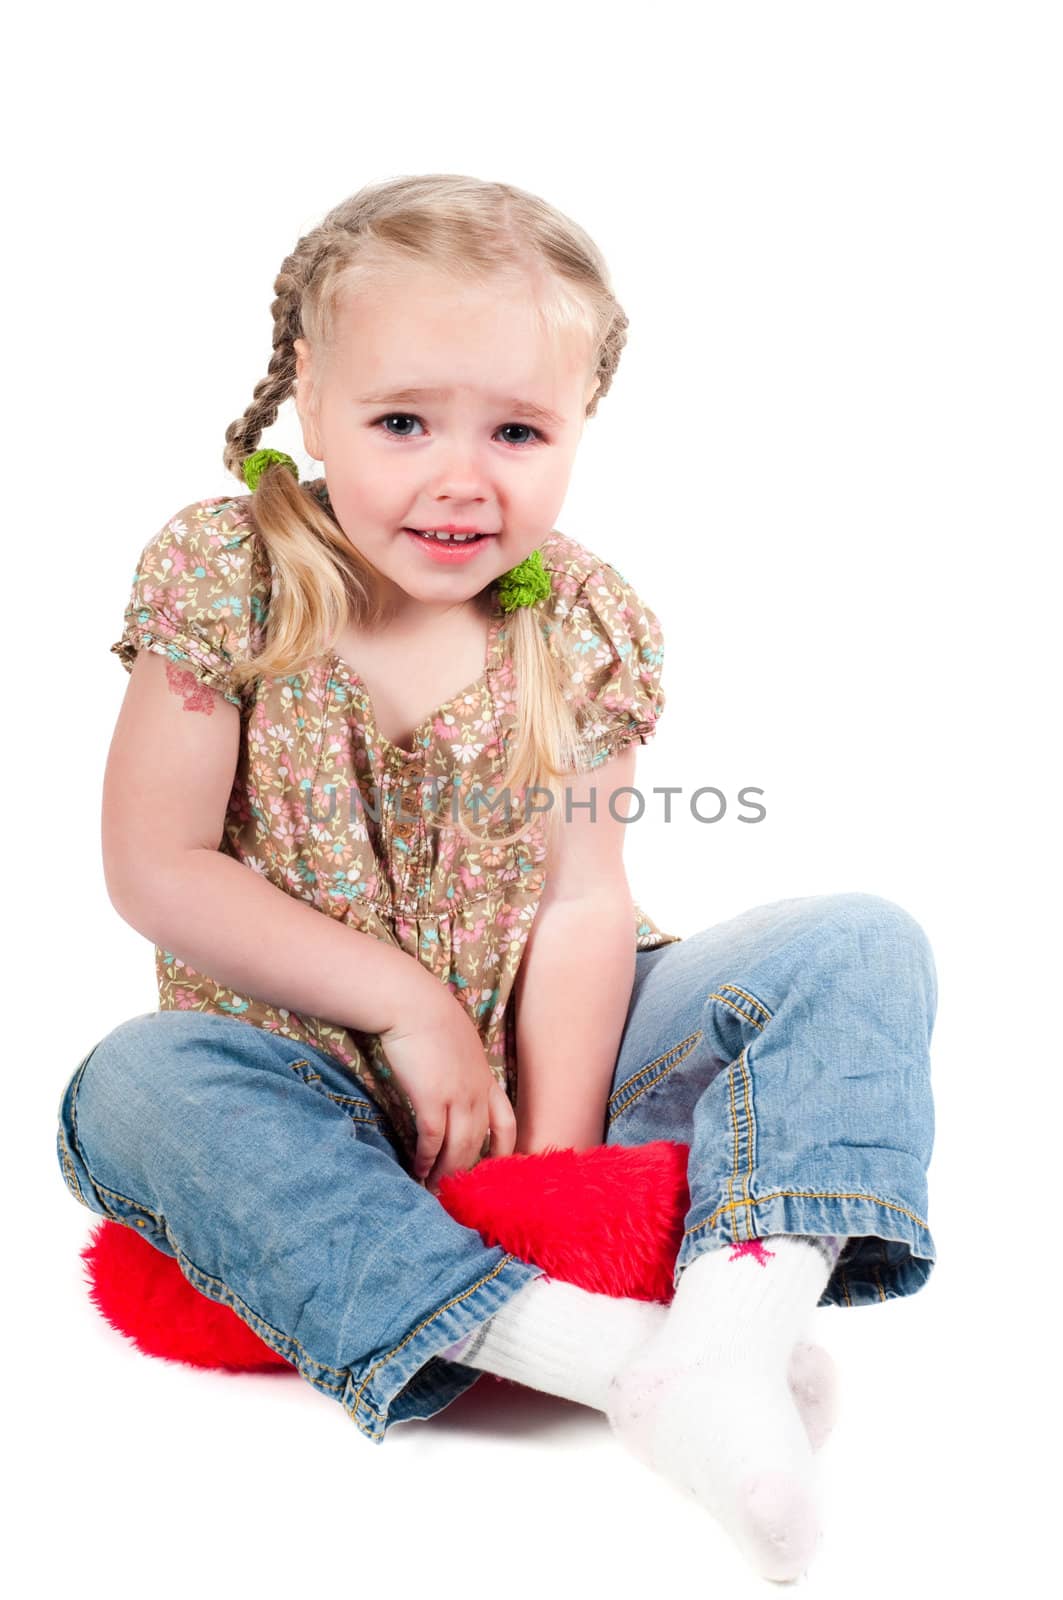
727, 1239, 776, 1266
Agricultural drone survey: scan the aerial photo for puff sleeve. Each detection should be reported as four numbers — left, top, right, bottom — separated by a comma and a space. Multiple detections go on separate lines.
560, 559, 667, 773
109, 498, 267, 711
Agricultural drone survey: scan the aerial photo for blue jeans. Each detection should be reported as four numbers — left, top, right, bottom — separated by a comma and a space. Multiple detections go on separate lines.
55, 891, 937, 1444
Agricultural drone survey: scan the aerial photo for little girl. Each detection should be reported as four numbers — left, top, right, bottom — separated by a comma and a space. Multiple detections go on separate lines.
56, 173, 938, 1583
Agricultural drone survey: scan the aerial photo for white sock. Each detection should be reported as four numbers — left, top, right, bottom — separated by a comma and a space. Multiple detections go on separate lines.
787, 1339, 840, 1453
605, 1233, 847, 1583
441, 1273, 666, 1412
440, 1261, 844, 1457
445, 1316, 841, 1453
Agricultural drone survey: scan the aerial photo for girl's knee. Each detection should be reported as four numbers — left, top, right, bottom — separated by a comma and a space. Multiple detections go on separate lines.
826, 892, 937, 1004
824, 891, 932, 953
73, 1012, 218, 1138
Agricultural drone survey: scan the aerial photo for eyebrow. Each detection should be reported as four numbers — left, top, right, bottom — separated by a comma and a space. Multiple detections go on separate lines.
356, 386, 565, 430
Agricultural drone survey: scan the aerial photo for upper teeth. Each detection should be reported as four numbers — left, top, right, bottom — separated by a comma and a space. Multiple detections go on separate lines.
417, 529, 482, 542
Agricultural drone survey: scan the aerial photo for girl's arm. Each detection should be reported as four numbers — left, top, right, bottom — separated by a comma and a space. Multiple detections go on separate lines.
104, 649, 445, 1036
512, 745, 641, 1153
513, 889, 636, 1152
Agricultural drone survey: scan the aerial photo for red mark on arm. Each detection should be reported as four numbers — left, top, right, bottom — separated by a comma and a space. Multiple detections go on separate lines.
164, 659, 217, 714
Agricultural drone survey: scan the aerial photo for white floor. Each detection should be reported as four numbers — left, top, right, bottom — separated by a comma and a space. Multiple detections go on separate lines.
26, 1191, 1045, 1600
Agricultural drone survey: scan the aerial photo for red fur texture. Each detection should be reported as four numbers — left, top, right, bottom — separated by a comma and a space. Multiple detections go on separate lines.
79, 1140, 691, 1373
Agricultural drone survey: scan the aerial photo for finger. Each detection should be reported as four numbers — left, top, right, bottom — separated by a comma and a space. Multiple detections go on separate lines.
413, 1105, 447, 1183
487, 1082, 517, 1158
426, 1103, 487, 1193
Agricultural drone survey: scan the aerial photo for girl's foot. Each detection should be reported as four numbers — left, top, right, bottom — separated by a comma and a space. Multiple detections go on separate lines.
607, 1352, 822, 1582
605, 1237, 845, 1582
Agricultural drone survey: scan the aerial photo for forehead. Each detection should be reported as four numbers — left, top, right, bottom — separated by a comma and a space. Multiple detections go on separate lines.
328, 268, 593, 402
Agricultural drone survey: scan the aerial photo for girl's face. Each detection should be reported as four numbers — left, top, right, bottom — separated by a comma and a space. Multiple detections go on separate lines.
293, 265, 599, 624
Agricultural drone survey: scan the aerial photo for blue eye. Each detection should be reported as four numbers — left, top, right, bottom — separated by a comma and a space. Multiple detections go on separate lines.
374, 413, 422, 438
371, 413, 543, 447
497, 422, 541, 446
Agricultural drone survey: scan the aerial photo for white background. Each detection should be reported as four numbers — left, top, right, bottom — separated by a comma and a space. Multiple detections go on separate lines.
9, 1, 1059, 1594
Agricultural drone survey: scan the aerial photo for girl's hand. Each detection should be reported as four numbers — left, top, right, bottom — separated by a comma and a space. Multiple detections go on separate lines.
379, 994, 517, 1194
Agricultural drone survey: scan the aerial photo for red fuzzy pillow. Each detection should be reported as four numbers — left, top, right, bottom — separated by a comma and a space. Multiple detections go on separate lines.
80, 1140, 691, 1373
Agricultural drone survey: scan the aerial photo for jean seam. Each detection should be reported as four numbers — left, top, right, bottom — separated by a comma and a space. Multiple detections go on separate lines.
606, 981, 775, 1134
684, 1191, 930, 1310
57, 1124, 85, 1206
286, 1058, 394, 1134
727, 1046, 754, 1241
714, 978, 930, 1249
709, 989, 770, 1241
605, 1030, 703, 1126
68, 1053, 124, 1221
715, 983, 772, 1023
69, 1044, 403, 1422
348, 1253, 520, 1422
176, 1238, 389, 1419
709, 989, 769, 1031
685, 1188, 932, 1238
80, 1169, 389, 1416
87, 1177, 162, 1223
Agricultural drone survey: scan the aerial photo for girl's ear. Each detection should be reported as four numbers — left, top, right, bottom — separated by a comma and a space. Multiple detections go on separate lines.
293, 338, 324, 461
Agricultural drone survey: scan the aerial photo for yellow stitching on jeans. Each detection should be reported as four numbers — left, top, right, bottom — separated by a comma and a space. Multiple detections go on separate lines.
838, 1270, 853, 1307
606, 979, 772, 1124
604, 1033, 702, 1127
87, 1174, 385, 1412
78, 1183, 359, 1392
605, 1030, 702, 1112
171, 1241, 388, 1416
717, 984, 773, 1021
288, 1057, 390, 1126
322, 1093, 390, 1127
287, 1061, 321, 1082
347, 1403, 388, 1440
323, 1089, 382, 1110
68, 1055, 110, 1210
708, 992, 766, 1031
90, 1179, 160, 1222
349, 1254, 520, 1416
685, 1190, 932, 1235
738, 1046, 756, 1242
727, 1050, 743, 1240
57, 1126, 84, 1203
722, 1029, 922, 1290
71, 1057, 396, 1427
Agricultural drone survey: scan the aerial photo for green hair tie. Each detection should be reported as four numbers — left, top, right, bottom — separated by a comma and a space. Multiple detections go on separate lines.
242, 448, 300, 494
497, 549, 552, 612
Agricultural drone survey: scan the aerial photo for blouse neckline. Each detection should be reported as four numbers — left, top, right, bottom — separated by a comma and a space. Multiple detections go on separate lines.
327, 599, 507, 766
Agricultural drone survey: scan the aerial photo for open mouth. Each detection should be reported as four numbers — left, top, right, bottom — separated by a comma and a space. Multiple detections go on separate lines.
404, 528, 493, 544
403, 528, 495, 561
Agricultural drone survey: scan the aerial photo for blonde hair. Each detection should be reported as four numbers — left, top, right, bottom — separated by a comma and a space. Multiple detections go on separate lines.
221, 173, 630, 847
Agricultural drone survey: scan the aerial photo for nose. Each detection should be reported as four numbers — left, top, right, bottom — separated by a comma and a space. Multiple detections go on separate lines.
428, 437, 490, 499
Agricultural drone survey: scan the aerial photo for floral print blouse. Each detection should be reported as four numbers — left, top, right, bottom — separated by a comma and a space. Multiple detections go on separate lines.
109, 479, 682, 1160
